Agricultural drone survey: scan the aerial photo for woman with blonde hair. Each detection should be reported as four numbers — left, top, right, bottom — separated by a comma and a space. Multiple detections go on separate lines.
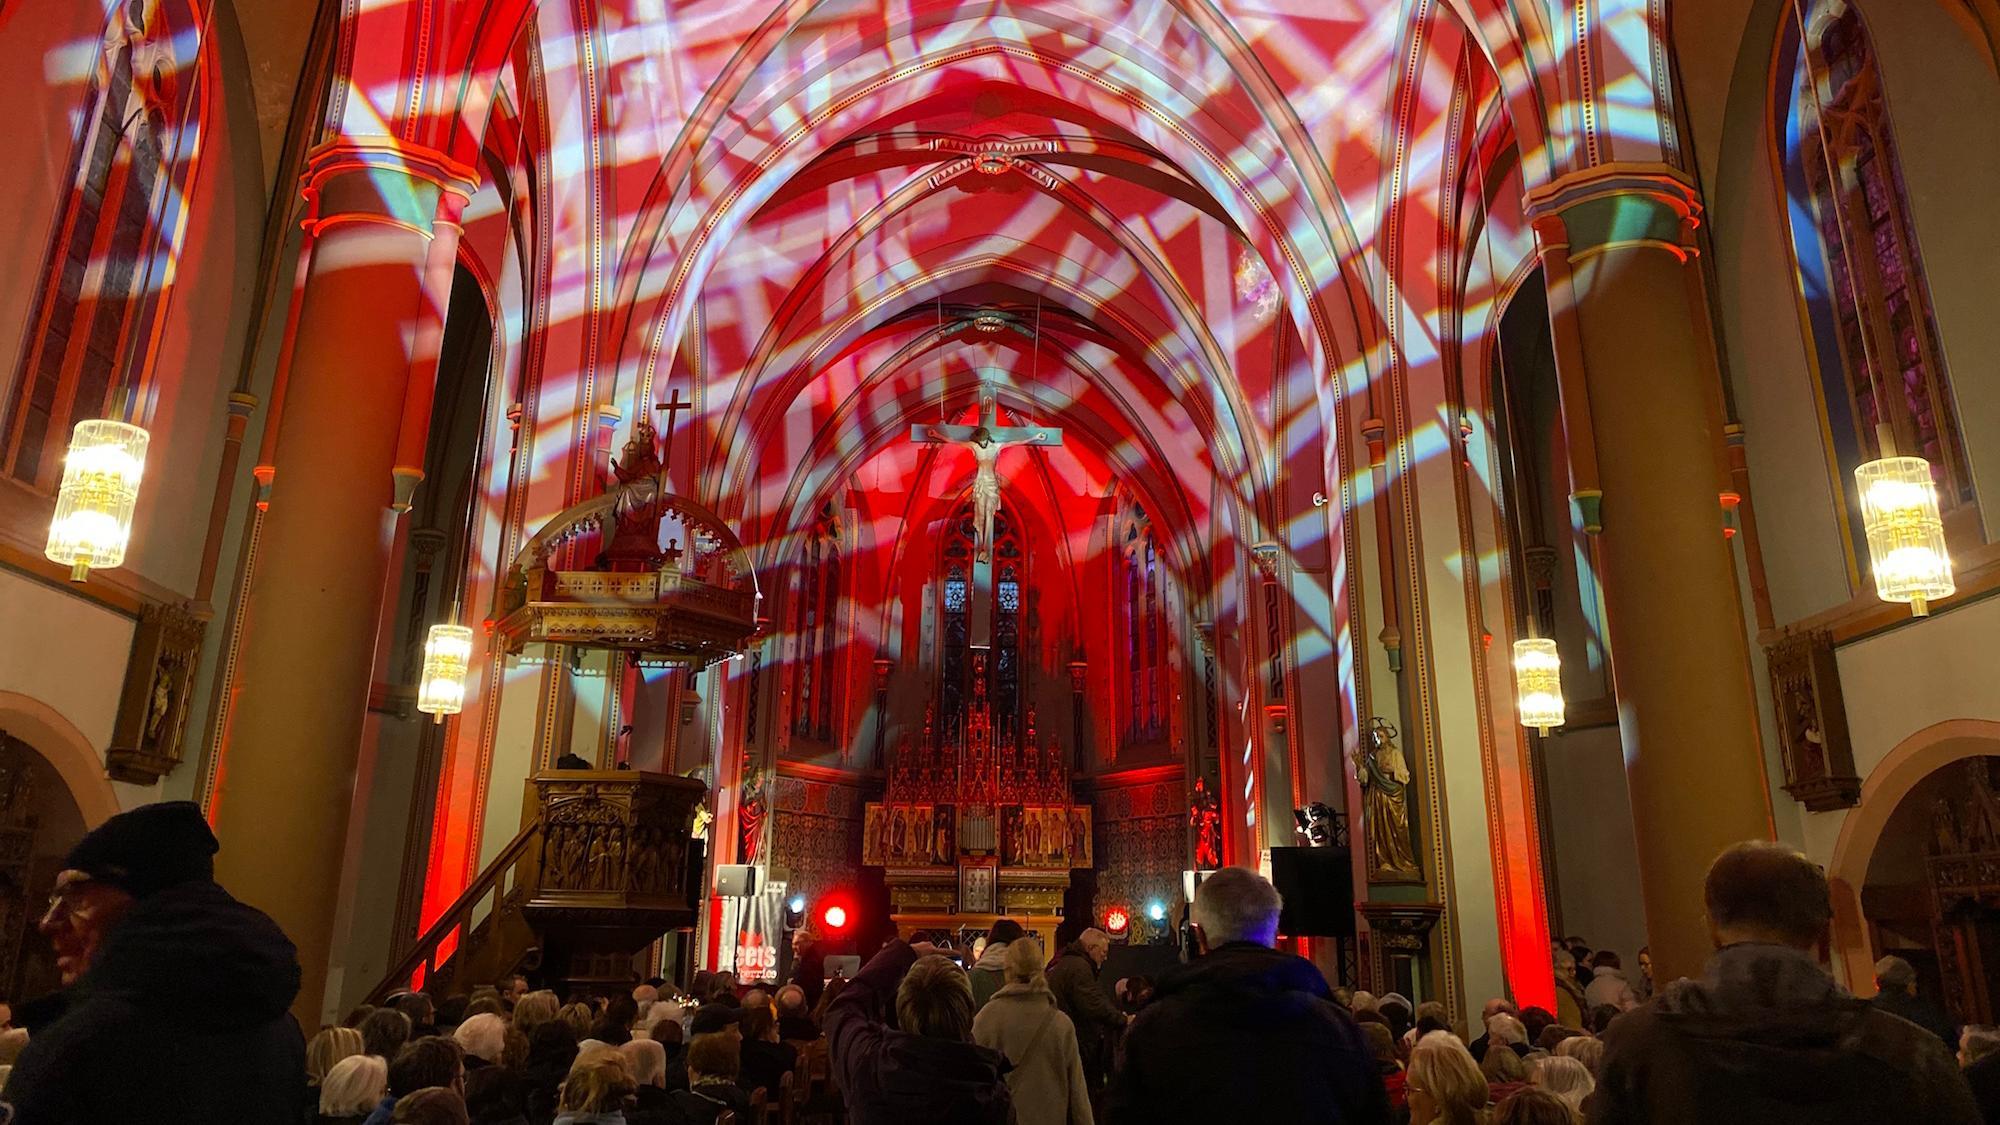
317, 1053, 389, 1124
309, 1025, 366, 1087
1407, 1032, 1490, 1125
559, 1001, 597, 1039
513, 989, 562, 1034
972, 936, 1092, 1124
554, 1053, 637, 1124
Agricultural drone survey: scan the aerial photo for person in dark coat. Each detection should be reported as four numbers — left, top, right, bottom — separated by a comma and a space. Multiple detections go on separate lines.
825, 936, 1011, 1125
1591, 841, 1980, 1124
1046, 928, 1127, 1093
1872, 955, 1957, 1046
0, 800, 307, 1124
1958, 1025, 2000, 1125
1105, 866, 1389, 1125
738, 1004, 798, 1099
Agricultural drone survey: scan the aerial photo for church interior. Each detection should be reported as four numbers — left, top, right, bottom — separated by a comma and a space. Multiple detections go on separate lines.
6, 0, 2000, 1039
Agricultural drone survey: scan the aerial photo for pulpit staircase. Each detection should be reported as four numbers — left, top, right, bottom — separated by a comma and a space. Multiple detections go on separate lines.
365, 769, 708, 1004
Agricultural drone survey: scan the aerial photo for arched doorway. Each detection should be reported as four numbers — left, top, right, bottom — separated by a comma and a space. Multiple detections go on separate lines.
1828, 720, 2000, 997
0, 731, 92, 1004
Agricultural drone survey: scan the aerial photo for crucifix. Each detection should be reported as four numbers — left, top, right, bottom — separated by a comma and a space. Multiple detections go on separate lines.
655, 386, 693, 467
909, 383, 1062, 646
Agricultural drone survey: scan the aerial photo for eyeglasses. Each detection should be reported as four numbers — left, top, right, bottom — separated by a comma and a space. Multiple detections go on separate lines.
44, 877, 103, 916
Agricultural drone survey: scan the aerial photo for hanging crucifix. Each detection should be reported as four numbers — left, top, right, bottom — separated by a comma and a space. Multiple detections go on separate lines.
909, 384, 1063, 564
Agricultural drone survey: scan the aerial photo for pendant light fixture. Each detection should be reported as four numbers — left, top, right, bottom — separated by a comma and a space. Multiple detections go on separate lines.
1855, 456, 1953, 616
47, 419, 151, 582
1512, 637, 1564, 735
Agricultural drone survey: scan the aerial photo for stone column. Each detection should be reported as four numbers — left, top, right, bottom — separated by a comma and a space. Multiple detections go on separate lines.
1527, 165, 1773, 981
211, 139, 476, 1019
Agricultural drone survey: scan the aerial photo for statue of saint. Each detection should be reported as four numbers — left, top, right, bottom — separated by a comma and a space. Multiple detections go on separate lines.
1356, 717, 1421, 879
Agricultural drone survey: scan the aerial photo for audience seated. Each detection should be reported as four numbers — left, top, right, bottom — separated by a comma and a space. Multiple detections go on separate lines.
455, 1013, 509, 1069
1362, 1022, 1407, 1111
670, 1031, 754, 1124
463, 1062, 532, 1125
1407, 1032, 1488, 1125
366, 1038, 466, 1125
775, 983, 818, 1041
1481, 1038, 1529, 1104
1528, 1055, 1592, 1120
311, 1025, 369, 1117
393, 1087, 470, 1125
394, 993, 442, 1039
320, 1054, 390, 1125
737, 1003, 798, 1100
619, 1038, 674, 1125
523, 1021, 581, 1124
590, 995, 639, 1047
513, 992, 562, 1037
1492, 1086, 1577, 1125
363, 1009, 417, 1061
1469, 998, 1520, 1060
552, 1053, 637, 1125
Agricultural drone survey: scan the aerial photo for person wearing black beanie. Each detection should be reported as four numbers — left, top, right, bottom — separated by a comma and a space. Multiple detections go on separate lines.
0, 801, 307, 1124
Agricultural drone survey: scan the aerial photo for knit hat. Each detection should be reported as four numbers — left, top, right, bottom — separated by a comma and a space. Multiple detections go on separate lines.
64, 801, 218, 898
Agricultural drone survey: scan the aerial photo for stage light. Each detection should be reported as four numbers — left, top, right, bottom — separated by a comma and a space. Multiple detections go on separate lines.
1856, 456, 1954, 617
1511, 638, 1564, 735
783, 894, 807, 932
1146, 901, 1166, 923
821, 904, 848, 931
1104, 907, 1130, 936
46, 419, 149, 582
416, 624, 475, 722
789, 895, 807, 913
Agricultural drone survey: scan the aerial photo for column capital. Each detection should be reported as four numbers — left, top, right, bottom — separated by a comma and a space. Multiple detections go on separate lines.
299, 138, 480, 239
1525, 162, 1703, 262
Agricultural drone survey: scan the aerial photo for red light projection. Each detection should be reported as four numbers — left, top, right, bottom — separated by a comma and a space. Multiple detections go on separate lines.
15, 0, 1703, 1018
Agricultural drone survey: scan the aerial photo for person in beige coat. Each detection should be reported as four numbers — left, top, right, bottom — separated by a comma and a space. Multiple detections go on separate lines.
971, 937, 1092, 1125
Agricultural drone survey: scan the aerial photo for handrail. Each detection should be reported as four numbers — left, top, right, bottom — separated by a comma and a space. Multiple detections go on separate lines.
367, 817, 542, 1004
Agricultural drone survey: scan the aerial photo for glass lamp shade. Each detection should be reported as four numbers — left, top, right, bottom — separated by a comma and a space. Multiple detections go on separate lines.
417, 624, 475, 721
1855, 456, 1955, 616
46, 419, 150, 582
1512, 637, 1565, 734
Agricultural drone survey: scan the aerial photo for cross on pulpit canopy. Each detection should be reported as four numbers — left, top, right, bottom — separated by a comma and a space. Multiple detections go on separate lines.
655, 387, 693, 466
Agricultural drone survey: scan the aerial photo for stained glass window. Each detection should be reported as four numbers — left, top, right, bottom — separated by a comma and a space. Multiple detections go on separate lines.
5, 0, 204, 488
1775, 2, 1971, 572
937, 501, 1025, 744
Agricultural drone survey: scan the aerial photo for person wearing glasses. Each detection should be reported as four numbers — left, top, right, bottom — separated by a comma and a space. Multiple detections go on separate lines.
0, 801, 305, 1124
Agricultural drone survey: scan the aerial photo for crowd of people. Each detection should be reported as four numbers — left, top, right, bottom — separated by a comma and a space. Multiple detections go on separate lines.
8, 801, 2000, 1123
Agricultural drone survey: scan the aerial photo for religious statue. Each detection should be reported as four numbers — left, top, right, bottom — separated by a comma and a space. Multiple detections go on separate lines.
739, 769, 769, 865
602, 420, 668, 568
909, 385, 1063, 562
1356, 717, 1421, 880
1189, 778, 1221, 868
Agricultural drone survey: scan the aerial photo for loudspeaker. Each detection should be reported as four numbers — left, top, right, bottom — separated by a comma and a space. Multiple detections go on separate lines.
715, 864, 759, 897
1268, 846, 1355, 937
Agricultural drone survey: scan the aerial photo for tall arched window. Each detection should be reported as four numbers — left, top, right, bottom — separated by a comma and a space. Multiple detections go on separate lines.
937, 501, 1025, 745
1776, 1, 1971, 561
1120, 503, 1167, 748
5, 0, 205, 487
792, 503, 841, 743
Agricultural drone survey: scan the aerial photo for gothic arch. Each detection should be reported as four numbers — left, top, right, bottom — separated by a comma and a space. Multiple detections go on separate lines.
0, 692, 122, 830
1826, 719, 2000, 990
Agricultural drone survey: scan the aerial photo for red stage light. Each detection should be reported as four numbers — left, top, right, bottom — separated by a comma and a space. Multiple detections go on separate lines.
821, 904, 849, 931
1104, 907, 1130, 935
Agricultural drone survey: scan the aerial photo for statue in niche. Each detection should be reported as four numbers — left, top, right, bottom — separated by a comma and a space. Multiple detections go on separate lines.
1189, 779, 1222, 869
1356, 717, 1421, 880
739, 770, 769, 865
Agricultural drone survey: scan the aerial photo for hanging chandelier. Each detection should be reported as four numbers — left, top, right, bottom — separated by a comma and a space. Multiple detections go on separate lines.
416, 623, 475, 722
46, 419, 151, 582
1512, 637, 1565, 735
1855, 456, 1954, 617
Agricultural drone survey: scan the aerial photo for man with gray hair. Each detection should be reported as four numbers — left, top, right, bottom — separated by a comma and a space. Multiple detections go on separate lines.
1105, 865, 1388, 1123
1048, 925, 1128, 1101
1871, 954, 1955, 1046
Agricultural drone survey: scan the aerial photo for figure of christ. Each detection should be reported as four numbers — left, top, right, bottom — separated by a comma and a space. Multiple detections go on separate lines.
908, 385, 1063, 563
